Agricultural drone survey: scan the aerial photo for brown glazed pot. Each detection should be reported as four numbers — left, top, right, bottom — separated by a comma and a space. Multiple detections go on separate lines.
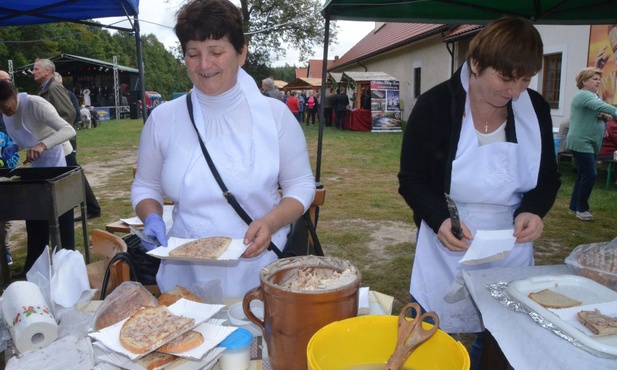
243, 256, 361, 370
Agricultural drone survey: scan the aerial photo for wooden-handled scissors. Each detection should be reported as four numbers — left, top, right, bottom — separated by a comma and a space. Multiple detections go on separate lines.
383, 302, 440, 370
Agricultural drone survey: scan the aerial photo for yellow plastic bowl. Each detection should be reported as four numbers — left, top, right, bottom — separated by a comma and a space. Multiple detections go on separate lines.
307, 315, 470, 370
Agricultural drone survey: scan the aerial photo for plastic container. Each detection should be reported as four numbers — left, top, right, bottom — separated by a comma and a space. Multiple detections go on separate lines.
565, 238, 617, 291
307, 315, 469, 370
219, 328, 253, 370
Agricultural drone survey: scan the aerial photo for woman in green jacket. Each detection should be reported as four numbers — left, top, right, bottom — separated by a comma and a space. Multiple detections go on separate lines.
567, 67, 617, 221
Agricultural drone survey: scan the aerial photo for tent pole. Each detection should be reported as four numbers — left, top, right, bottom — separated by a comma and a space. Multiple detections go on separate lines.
316, 15, 331, 184
134, 16, 147, 123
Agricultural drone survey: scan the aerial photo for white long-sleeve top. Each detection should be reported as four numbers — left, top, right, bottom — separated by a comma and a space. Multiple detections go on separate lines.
131, 68, 315, 296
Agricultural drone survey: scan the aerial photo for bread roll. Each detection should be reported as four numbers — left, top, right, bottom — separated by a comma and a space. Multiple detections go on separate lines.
158, 285, 204, 307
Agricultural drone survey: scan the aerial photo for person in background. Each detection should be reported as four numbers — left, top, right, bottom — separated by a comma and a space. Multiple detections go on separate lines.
88, 106, 100, 128
297, 91, 306, 123
361, 87, 372, 110
323, 88, 334, 127
398, 17, 561, 369
261, 78, 283, 101
131, 0, 315, 298
334, 88, 349, 130
46, 68, 101, 221
286, 90, 301, 123
0, 80, 76, 276
566, 67, 617, 221
0, 70, 19, 266
80, 105, 92, 129
599, 118, 617, 160
305, 91, 317, 126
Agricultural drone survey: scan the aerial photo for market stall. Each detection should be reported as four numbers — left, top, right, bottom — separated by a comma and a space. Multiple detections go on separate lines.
340, 71, 401, 132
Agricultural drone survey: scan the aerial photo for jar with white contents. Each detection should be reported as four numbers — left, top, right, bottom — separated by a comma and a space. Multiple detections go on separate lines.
218, 328, 253, 370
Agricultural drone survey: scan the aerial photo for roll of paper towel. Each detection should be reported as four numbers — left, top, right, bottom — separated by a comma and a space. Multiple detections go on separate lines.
2, 281, 58, 353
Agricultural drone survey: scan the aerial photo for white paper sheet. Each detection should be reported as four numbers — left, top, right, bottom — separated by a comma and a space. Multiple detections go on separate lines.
121, 205, 174, 227
459, 229, 516, 265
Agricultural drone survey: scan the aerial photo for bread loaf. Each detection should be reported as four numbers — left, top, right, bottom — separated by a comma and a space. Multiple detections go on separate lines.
119, 306, 195, 354
158, 330, 204, 353
528, 289, 582, 309
93, 281, 158, 331
169, 237, 231, 259
158, 285, 204, 307
136, 351, 178, 370
577, 309, 617, 336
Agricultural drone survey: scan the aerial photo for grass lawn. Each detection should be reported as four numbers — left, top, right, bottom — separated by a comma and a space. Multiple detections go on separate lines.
5, 117, 617, 315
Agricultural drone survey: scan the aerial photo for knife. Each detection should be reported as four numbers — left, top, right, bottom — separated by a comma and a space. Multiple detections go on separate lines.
129, 225, 161, 248
2, 161, 28, 178
444, 193, 463, 240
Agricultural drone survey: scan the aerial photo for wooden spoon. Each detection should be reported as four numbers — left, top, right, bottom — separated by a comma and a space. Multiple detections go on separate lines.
383, 302, 439, 370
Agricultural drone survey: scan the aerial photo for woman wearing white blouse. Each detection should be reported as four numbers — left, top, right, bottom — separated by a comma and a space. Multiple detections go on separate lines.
131, 0, 315, 298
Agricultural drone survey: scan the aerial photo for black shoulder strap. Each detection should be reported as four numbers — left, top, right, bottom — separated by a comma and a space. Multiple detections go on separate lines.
186, 95, 283, 258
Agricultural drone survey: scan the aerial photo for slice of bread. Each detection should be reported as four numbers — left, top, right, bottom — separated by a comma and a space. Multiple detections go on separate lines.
119, 306, 195, 354
136, 351, 178, 370
158, 330, 204, 353
93, 282, 158, 331
158, 285, 204, 307
169, 237, 232, 259
528, 289, 582, 309
577, 309, 617, 336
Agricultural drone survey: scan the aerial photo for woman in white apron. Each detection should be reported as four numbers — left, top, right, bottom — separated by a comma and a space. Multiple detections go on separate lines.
398, 17, 561, 369
0, 80, 76, 274
131, 0, 315, 299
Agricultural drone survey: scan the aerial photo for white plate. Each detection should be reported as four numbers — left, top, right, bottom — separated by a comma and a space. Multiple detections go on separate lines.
148, 238, 249, 262
508, 274, 617, 356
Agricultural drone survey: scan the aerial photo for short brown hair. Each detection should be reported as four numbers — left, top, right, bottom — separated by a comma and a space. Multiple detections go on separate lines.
466, 16, 543, 79
174, 0, 245, 56
575, 67, 602, 89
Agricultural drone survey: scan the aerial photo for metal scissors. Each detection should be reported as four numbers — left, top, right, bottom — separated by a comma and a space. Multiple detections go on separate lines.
384, 302, 440, 370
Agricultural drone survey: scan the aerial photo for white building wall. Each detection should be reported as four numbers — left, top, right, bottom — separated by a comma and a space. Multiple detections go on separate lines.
535, 25, 591, 128
334, 34, 451, 121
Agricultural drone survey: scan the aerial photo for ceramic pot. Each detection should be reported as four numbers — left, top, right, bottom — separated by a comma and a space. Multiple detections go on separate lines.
243, 256, 361, 370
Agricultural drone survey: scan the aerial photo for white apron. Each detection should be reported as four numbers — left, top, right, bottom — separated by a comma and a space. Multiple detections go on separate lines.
409, 64, 541, 333
4, 93, 66, 167
156, 69, 280, 298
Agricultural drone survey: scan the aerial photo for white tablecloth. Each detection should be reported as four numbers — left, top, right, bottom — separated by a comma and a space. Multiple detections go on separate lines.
463, 265, 617, 370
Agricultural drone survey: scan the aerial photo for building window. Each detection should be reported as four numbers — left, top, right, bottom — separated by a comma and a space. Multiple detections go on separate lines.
542, 53, 562, 109
414, 67, 421, 98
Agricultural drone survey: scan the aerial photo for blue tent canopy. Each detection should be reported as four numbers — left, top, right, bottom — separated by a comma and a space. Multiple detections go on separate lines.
0, 0, 147, 119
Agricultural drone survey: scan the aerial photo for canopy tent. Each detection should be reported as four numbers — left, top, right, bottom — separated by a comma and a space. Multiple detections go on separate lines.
283, 77, 323, 92
313, 0, 617, 182
0, 0, 148, 120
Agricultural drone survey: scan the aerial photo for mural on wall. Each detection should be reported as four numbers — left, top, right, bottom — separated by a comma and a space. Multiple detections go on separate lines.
370, 80, 402, 132
589, 25, 617, 105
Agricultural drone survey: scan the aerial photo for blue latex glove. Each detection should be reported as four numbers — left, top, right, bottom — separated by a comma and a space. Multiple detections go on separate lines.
2, 144, 18, 161
141, 213, 168, 251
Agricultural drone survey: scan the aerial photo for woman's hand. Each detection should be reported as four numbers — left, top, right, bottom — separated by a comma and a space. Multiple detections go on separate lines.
241, 218, 274, 258
513, 212, 543, 243
26, 142, 47, 163
437, 219, 473, 252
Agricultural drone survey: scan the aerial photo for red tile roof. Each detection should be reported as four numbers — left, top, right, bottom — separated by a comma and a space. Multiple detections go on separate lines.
308, 59, 334, 78
295, 68, 308, 78
329, 23, 450, 71
444, 24, 483, 42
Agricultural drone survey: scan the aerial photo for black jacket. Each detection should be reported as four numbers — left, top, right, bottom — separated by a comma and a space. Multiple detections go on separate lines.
398, 66, 561, 233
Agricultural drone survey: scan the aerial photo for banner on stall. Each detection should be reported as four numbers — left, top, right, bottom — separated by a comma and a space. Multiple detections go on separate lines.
370, 80, 402, 132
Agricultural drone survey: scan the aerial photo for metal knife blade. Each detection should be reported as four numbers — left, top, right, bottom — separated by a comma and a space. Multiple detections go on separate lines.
129, 225, 160, 247
444, 193, 463, 240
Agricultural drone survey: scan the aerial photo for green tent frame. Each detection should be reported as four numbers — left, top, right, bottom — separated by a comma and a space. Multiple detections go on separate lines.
313, 0, 617, 181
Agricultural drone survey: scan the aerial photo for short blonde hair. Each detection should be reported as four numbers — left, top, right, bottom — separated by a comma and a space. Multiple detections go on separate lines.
575, 67, 602, 89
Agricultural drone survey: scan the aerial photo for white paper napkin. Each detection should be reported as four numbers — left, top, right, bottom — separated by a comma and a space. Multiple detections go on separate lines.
459, 229, 516, 265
